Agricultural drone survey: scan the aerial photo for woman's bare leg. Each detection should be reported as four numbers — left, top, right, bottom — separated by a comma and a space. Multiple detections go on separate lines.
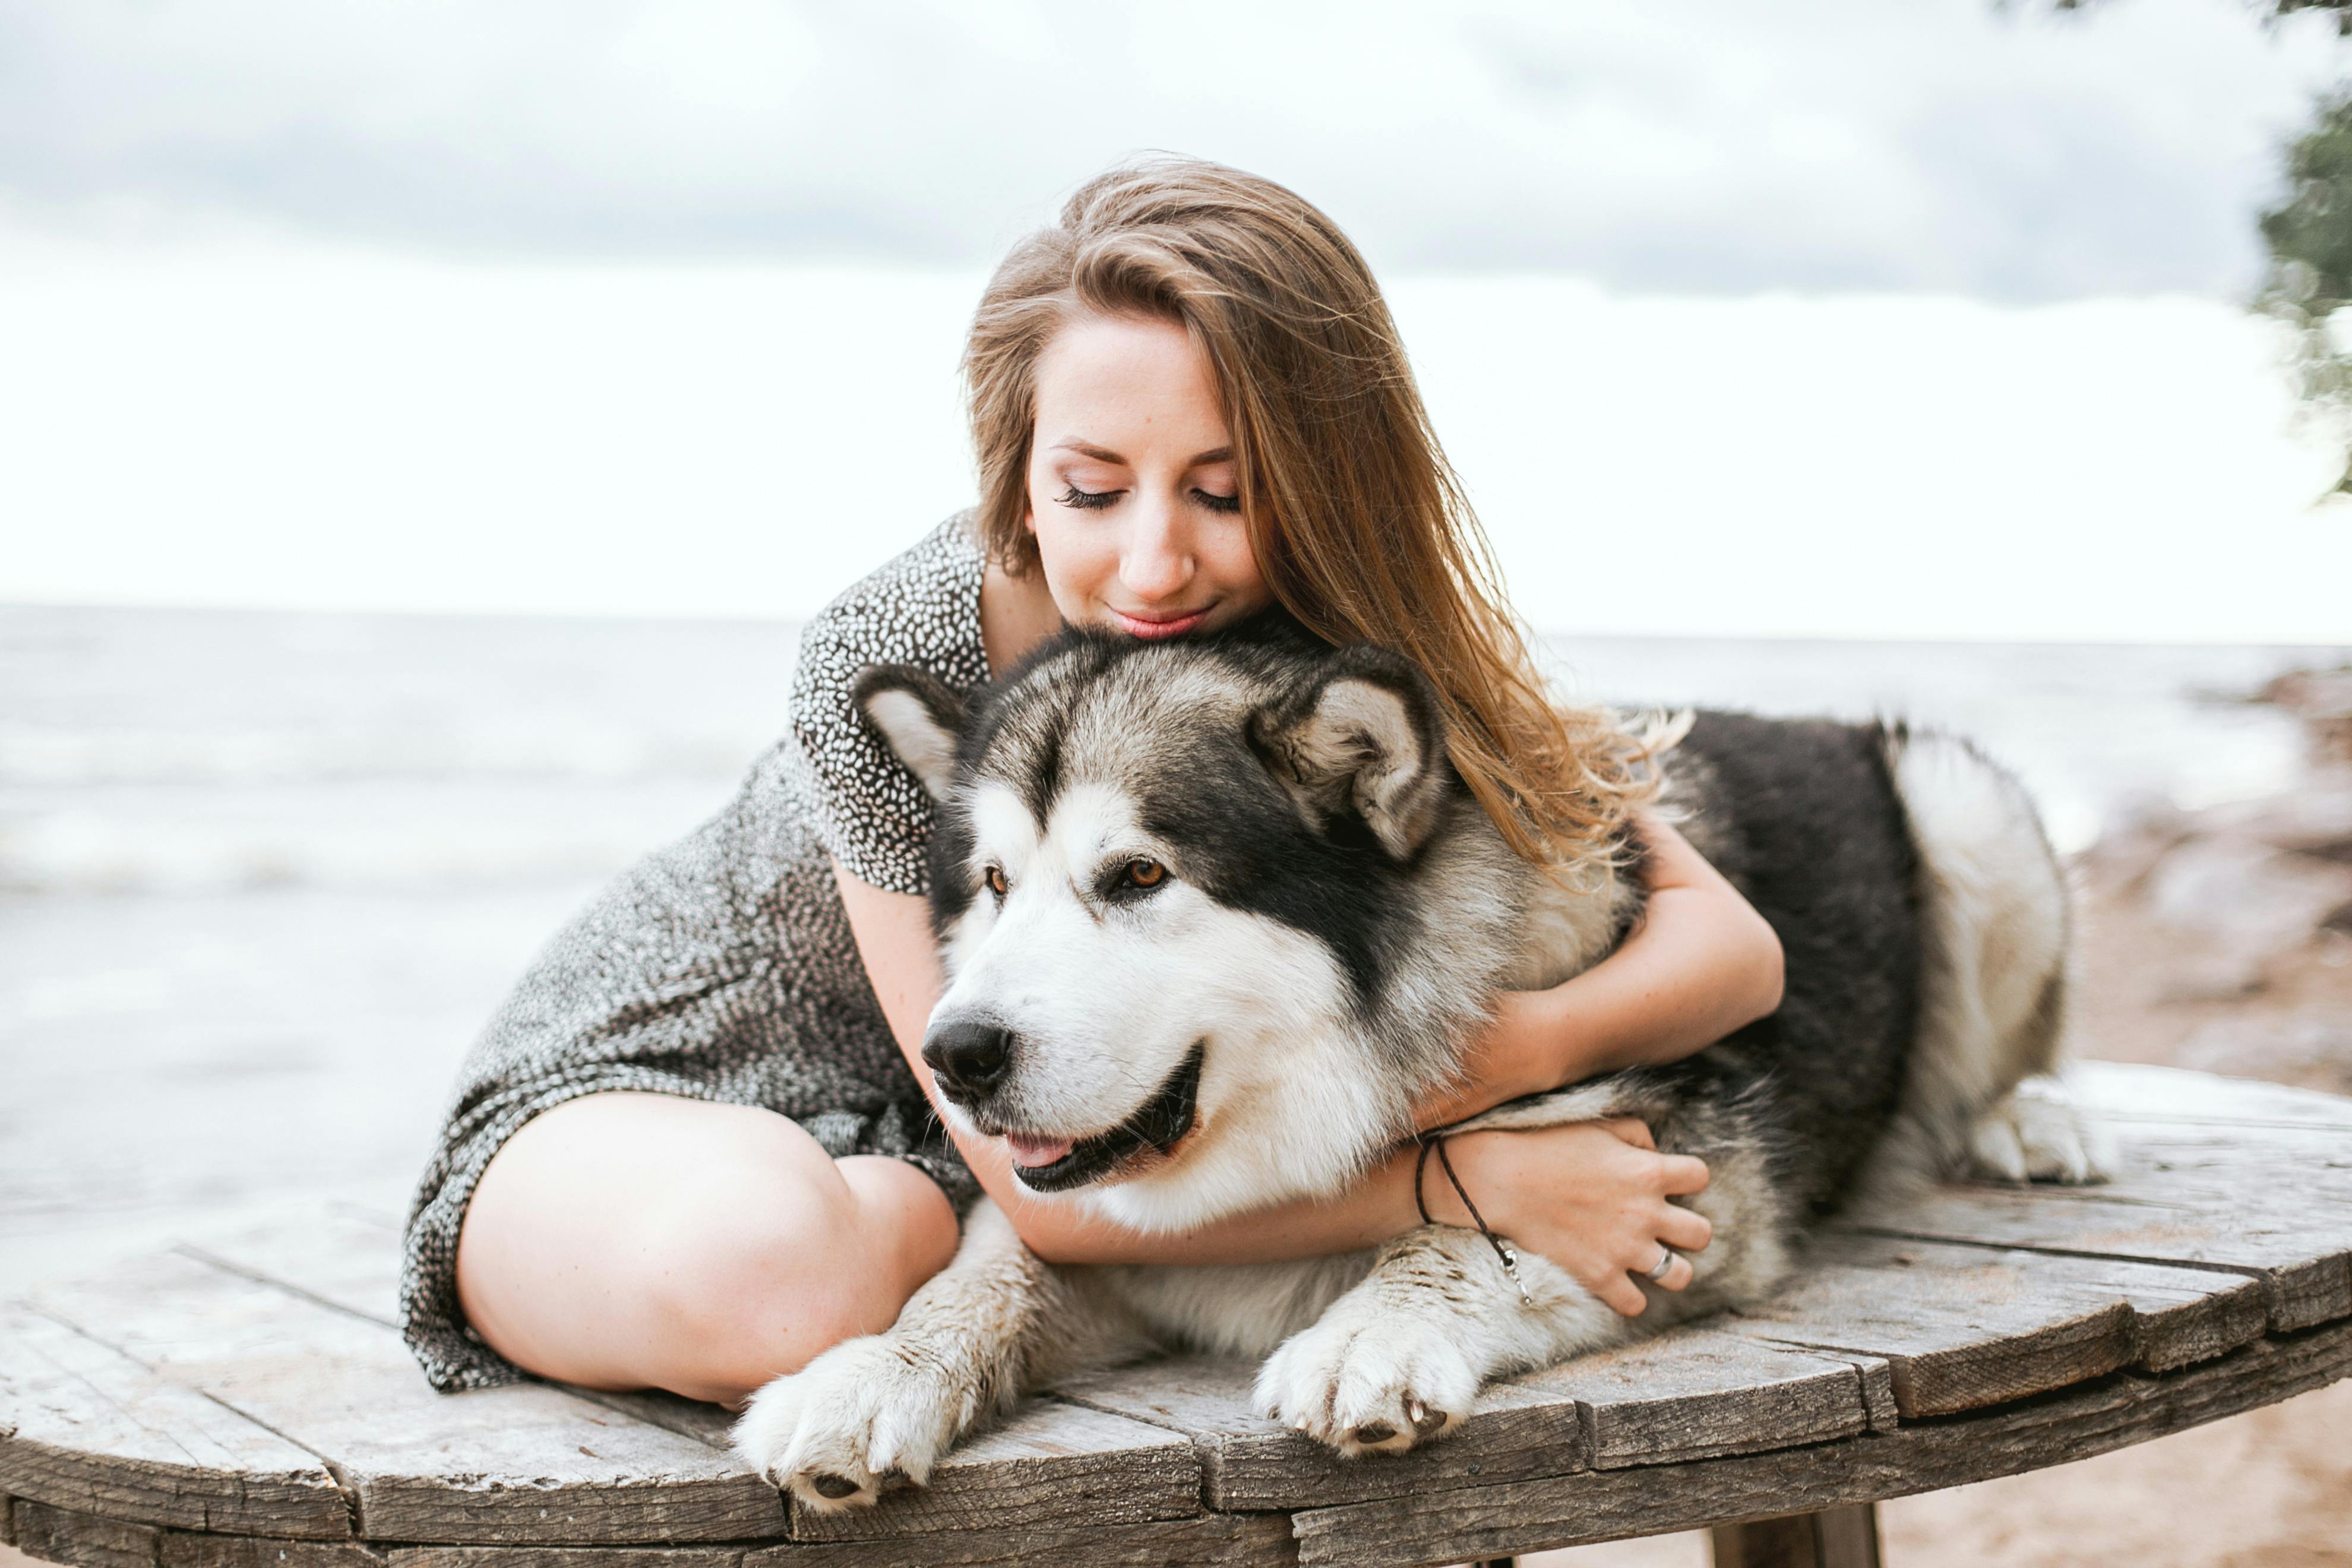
455, 1092, 959, 1406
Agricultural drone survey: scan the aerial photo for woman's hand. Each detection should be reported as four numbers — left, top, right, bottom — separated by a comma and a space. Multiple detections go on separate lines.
1421, 1119, 1713, 1317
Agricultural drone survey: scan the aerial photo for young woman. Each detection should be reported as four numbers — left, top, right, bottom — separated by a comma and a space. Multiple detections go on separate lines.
401, 158, 1784, 1408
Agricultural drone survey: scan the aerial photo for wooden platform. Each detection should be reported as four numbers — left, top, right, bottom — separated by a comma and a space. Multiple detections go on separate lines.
5, 1063, 2350, 1568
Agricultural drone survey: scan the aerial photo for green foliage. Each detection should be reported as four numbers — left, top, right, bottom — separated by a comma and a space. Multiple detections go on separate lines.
2258, 90, 2352, 492
2046, 0, 2352, 29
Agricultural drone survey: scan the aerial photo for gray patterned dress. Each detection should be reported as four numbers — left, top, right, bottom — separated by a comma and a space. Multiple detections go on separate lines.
400, 514, 991, 1392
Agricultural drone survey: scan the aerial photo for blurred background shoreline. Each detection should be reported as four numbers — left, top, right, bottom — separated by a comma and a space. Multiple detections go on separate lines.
6, 599, 2345, 1297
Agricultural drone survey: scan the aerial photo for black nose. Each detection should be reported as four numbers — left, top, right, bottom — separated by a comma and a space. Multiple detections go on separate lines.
922, 1019, 1014, 1098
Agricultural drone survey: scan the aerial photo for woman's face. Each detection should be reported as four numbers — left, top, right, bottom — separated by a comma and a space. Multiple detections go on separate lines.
1024, 312, 1273, 640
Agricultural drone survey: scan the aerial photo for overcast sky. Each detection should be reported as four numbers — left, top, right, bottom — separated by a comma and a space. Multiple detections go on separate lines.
2, 0, 2344, 298
7, 1, 2352, 641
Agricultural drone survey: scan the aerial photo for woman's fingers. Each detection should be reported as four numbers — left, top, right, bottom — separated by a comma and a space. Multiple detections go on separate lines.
1591, 1269, 1650, 1317
1657, 1152, 1711, 1196
1656, 1251, 1696, 1291
1659, 1203, 1714, 1254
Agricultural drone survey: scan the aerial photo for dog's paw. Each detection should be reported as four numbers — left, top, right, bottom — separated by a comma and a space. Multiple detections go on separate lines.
730, 1335, 968, 1512
1253, 1308, 1478, 1458
1968, 1076, 2113, 1185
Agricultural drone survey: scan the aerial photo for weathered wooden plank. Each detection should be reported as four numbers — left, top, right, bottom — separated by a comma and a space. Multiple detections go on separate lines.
385, 1553, 745, 1568
2072, 1062, 2352, 1130
574, 1384, 1205, 1542
770, 1512, 1300, 1568
0, 1306, 352, 1538
1513, 1331, 1873, 1469
1725, 1234, 2266, 1416
1051, 1352, 1588, 1512
30, 1253, 784, 1546
1853, 1171, 2352, 1333
562, 1390, 733, 1452
1289, 1314, 2352, 1568
157, 1534, 390, 1567
380, 1512, 1299, 1568
179, 1216, 1206, 1541
179, 1210, 403, 1331
782, 1398, 1200, 1542
11, 1497, 162, 1568
4, 1491, 17, 1547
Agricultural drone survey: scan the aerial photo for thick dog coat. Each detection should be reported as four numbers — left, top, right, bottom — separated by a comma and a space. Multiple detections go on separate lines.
733, 617, 2105, 1508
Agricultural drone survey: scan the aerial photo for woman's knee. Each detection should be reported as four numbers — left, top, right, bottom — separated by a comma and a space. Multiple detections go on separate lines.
457, 1093, 951, 1401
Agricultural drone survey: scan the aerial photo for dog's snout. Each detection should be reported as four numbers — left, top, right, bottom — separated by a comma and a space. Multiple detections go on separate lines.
922, 1019, 1014, 1098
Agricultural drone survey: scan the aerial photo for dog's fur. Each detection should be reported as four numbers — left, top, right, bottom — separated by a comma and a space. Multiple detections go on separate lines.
733, 616, 2107, 1507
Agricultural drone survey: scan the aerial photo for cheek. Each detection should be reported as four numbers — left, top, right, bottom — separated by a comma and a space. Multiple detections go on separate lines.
1029, 505, 1114, 610
1205, 528, 1270, 609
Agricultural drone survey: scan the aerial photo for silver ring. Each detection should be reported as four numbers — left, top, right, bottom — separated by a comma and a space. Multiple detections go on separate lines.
1645, 1245, 1678, 1284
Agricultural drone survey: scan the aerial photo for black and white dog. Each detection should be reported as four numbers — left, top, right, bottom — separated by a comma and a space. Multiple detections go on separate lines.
732, 615, 2106, 1508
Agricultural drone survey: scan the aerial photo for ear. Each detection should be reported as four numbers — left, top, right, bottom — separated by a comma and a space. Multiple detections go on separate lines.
852, 664, 966, 803
1250, 645, 1449, 859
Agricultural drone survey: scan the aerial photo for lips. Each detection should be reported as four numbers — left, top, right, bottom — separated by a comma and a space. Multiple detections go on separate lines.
1108, 606, 1210, 640
998, 1042, 1206, 1193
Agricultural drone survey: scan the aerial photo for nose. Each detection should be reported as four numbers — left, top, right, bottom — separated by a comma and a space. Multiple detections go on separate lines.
1120, 501, 1193, 603
922, 1019, 1014, 1099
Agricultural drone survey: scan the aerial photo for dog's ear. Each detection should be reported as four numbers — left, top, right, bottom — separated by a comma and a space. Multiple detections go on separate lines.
853, 664, 966, 802
1250, 645, 1449, 859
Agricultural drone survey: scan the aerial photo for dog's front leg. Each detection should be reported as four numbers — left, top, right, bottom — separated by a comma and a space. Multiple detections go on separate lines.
1254, 1224, 1628, 1457
732, 1199, 1147, 1512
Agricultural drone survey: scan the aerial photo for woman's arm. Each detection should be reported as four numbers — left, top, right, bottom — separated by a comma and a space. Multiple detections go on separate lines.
836, 863, 1712, 1300
1412, 810, 1784, 1129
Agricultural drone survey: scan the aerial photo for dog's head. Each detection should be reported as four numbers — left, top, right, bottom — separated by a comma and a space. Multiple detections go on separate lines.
854, 618, 1526, 1230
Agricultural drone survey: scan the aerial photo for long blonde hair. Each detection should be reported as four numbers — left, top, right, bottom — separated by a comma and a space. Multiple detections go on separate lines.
963, 155, 1659, 872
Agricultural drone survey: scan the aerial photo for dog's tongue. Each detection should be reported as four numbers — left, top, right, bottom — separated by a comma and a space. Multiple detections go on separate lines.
1003, 1131, 1075, 1169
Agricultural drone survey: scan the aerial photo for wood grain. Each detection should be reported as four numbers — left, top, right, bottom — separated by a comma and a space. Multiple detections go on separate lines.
0, 1306, 352, 1538
157, 1534, 391, 1567
11, 1497, 162, 1568
782, 1398, 1201, 1543
178, 1210, 403, 1330
1051, 1352, 1588, 1512
1289, 1316, 2352, 1568
1513, 1330, 1874, 1468
1725, 1234, 2267, 1415
29, 1253, 784, 1546
379, 1512, 1299, 1568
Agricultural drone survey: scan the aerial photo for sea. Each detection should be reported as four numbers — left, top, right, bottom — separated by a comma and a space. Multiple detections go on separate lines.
1, 603, 2342, 1293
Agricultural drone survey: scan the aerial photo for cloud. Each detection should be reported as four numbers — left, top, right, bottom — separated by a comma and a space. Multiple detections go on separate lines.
0, 0, 2342, 298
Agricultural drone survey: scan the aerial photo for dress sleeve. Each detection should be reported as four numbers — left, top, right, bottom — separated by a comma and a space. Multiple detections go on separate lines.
786, 520, 988, 897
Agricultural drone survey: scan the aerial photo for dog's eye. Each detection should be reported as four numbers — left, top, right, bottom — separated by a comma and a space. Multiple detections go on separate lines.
1125, 858, 1166, 889
984, 865, 1009, 897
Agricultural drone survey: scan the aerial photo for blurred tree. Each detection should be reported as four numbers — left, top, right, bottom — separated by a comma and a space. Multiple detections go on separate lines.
2255, 89, 2352, 492
2047, 0, 2352, 487
2045, 0, 2352, 28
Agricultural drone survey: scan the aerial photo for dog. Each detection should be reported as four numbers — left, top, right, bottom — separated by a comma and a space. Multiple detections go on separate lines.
732, 614, 2107, 1509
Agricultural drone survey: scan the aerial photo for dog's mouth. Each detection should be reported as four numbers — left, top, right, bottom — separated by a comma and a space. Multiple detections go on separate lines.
994, 1042, 1206, 1194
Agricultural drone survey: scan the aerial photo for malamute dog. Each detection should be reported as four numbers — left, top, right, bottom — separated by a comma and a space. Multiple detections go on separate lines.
733, 616, 2106, 1509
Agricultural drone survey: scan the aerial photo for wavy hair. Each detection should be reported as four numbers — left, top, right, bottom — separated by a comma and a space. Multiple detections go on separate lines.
962, 155, 1663, 875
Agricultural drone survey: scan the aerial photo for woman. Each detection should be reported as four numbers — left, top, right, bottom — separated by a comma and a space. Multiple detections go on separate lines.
401, 157, 1783, 1408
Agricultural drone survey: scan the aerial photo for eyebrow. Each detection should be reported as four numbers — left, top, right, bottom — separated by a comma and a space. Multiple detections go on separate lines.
1049, 440, 1234, 468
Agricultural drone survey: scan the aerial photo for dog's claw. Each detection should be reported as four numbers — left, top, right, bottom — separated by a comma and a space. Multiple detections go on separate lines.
811, 1473, 862, 1500
1352, 1421, 1397, 1444
1411, 1404, 1450, 1435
